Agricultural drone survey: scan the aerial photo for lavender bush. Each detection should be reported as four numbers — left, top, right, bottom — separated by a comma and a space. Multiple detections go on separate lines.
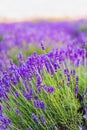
0, 20, 87, 130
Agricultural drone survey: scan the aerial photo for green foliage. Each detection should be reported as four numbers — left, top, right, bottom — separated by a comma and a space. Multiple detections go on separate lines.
0, 36, 3, 42
9, 44, 52, 65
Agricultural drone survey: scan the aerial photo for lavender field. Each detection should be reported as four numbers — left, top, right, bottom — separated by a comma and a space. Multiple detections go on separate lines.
0, 20, 87, 130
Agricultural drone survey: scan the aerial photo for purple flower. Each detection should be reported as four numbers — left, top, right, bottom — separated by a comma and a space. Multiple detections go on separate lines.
34, 100, 46, 110
0, 125, 7, 130
44, 86, 55, 93
41, 41, 45, 50
14, 108, 20, 115
40, 101, 46, 110
86, 88, 87, 93
64, 69, 69, 75
52, 126, 56, 130
28, 127, 33, 130
41, 114, 45, 122
18, 52, 23, 66
33, 100, 40, 109
83, 108, 87, 120
68, 76, 70, 82
36, 76, 42, 87
41, 114, 48, 124
18, 125, 21, 129
76, 76, 79, 82
75, 86, 78, 95
82, 126, 86, 130
23, 93, 32, 100
0, 105, 3, 116
6, 103, 10, 110
34, 95, 38, 100
73, 70, 76, 76
15, 91, 19, 97
0, 116, 11, 126
32, 113, 40, 124
82, 94, 84, 99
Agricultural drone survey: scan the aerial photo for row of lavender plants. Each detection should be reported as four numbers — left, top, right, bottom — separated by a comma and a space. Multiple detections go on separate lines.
0, 19, 87, 73
0, 20, 87, 130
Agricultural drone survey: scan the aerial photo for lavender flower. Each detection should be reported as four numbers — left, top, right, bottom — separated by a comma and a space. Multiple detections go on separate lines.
44, 86, 55, 93
32, 113, 40, 124
0, 105, 3, 116
41, 41, 45, 50
28, 127, 33, 130
33, 100, 40, 109
40, 101, 46, 110
75, 86, 78, 95
83, 108, 87, 120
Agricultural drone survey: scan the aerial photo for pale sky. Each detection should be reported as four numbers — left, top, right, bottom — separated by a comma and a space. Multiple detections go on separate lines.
0, 0, 87, 19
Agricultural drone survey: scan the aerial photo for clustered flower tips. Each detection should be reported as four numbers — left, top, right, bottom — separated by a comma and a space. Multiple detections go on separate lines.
43, 86, 55, 93
0, 21, 87, 130
32, 113, 40, 124
33, 100, 46, 110
41, 41, 46, 50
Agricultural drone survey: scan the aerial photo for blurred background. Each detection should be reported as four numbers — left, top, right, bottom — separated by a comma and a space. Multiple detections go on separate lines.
0, 0, 87, 21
